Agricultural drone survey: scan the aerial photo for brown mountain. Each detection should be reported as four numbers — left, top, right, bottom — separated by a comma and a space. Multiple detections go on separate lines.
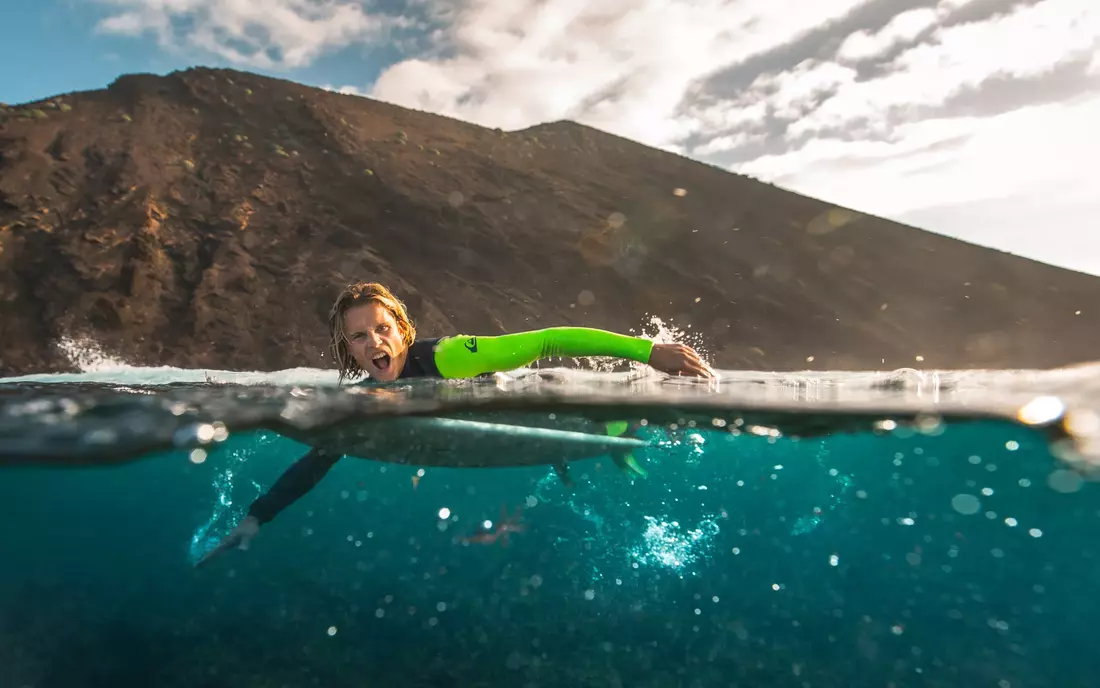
0, 66, 1095, 377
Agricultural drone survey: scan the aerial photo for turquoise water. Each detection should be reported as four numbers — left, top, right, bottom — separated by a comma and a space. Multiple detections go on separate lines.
2, 363, 1099, 687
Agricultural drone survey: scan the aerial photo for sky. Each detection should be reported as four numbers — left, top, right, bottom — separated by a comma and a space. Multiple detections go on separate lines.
2, 0, 1098, 276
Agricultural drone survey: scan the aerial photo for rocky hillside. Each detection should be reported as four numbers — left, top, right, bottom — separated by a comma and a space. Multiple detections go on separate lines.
0, 67, 1096, 376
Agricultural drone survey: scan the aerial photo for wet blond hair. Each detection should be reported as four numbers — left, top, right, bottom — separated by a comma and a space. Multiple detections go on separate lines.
328, 281, 417, 382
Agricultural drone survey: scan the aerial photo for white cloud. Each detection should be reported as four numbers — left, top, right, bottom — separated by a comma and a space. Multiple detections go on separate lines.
684, 60, 858, 155
667, 0, 1100, 274
693, 131, 760, 156
94, 0, 412, 69
369, 0, 876, 147
836, 0, 994, 63
688, 98, 769, 136
837, 7, 939, 63
738, 92, 1100, 272
739, 95, 1100, 215
789, 0, 1100, 137
754, 60, 858, 121
681, 0, 1100, 159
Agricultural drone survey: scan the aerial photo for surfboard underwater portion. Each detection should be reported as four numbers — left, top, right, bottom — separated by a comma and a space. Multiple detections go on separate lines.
270, 413, 650, 469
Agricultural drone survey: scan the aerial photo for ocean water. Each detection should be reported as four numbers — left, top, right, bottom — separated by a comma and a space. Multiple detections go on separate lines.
2, 350, 1100, 688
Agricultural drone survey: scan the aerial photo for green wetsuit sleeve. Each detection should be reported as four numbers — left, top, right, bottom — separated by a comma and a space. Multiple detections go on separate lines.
432, 327, 654, 379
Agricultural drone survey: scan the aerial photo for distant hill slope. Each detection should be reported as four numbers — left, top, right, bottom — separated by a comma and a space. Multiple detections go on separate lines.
0, 66, 1096, 375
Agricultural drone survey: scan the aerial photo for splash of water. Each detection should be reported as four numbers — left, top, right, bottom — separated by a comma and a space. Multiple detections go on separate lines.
56, 335, 131, 372
633, 314, 709, 359
187, 433, 277, 564
569, 314, 709, 374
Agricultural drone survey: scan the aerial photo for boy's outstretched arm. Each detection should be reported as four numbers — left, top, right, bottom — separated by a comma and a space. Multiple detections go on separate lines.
432, 326, 713, 378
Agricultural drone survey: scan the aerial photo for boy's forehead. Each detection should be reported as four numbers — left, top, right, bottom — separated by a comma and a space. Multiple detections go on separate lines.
345, 303, 395, 331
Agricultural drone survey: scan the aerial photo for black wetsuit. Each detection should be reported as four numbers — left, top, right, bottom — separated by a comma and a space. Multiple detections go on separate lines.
247, 338, 444, 525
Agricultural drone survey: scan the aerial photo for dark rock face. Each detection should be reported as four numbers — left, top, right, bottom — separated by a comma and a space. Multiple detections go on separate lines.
0, 67, 1096, 376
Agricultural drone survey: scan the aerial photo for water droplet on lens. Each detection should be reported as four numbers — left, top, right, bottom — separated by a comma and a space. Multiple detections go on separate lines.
1047, 469, 1084, 494
951, 494, 981, 515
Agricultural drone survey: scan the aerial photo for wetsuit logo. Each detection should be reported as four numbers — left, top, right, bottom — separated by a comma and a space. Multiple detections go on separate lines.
464, 337, 478, 353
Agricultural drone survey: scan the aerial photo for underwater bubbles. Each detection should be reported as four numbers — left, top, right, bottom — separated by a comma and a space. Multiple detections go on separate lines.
631, 515, 720, 571
951, 494, 981, 516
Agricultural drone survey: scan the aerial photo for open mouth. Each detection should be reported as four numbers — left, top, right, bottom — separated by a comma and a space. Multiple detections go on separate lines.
370, 353, 391, 372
